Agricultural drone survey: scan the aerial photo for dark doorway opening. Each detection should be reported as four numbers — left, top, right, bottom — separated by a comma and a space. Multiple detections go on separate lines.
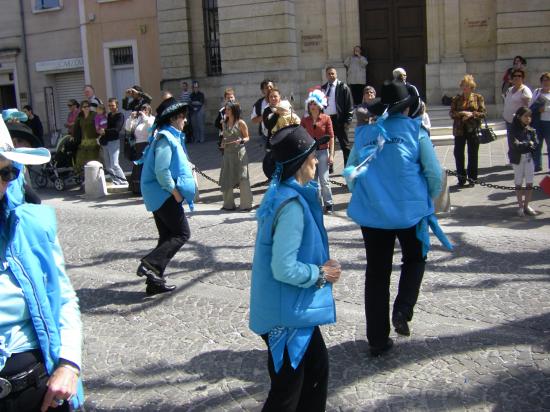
0, 84, 16, 110
359, 0, 427, 99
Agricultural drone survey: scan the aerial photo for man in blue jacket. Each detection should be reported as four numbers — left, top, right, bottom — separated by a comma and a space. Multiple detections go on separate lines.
345, 81, 451, 356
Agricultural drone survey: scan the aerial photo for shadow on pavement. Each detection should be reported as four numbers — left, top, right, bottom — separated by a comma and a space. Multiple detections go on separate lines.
82, 311, 550, 411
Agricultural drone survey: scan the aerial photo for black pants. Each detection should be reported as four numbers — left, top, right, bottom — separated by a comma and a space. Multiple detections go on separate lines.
330, 115, 350, 166
453, 131, 479, 183
142, 196, 191, 277
261, 326, 328, 412
361, 225, 426, 347
349, 84, 365, 106
0, 351, 70, 412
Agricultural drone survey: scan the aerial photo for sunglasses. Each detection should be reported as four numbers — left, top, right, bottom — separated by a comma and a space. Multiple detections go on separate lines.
0, 166, 20, 183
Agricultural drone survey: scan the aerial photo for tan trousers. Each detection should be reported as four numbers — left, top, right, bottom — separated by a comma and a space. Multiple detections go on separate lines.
222, 178, 253, 210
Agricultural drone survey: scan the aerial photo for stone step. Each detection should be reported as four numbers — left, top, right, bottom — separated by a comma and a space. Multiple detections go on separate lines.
431, 127, 507, 146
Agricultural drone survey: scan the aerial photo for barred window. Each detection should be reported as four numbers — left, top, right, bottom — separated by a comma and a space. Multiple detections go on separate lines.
203, 0, 222, 76
110, 47, 133, 66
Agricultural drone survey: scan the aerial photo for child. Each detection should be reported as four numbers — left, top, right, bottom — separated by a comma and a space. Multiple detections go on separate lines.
271, 99, 300, 134
94, 103, 108, 136
508, 106, 539, 216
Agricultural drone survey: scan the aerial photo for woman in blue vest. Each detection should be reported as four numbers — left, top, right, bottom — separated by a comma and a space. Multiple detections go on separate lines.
345, 81, 451, 356
137, 97, 196, 296
250, 125, 341, 411
0, 117, 84, 411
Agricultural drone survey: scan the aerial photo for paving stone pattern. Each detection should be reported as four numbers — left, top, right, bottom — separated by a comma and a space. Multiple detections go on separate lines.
43, 136, 550, 411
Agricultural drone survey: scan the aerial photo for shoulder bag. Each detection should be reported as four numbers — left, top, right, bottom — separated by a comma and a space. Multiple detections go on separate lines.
476, 118, 497, 144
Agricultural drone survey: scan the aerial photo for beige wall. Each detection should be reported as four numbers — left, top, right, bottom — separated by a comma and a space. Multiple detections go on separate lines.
19, 1, 82, 133
83, 0, 162, 105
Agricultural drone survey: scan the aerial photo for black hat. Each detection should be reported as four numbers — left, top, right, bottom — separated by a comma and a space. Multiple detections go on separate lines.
367, 80, 415, 116
262, 125, 329, 181
7, 123, 42, 148
155, 97, 188, 126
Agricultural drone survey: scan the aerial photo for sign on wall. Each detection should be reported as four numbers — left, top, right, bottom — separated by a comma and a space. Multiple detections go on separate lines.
35, 57, 84, 72
301, 31, 324, 53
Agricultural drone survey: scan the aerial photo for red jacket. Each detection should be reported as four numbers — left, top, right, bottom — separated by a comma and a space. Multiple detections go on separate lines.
300, 114, 334, 150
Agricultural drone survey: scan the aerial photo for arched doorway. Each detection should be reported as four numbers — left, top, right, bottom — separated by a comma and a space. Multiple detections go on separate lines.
360, 0, 427, 98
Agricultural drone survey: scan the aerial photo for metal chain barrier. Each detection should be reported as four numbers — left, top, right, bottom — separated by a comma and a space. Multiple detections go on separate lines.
445, 169, 541, 191
193, 166, 539, 192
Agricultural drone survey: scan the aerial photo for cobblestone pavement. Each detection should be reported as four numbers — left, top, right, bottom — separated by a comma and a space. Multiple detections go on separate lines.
41, 136, 550, 411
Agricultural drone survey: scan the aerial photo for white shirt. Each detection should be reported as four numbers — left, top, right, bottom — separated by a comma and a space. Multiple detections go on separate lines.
325, 80, 339, 116
250, 97, 270, 137
125, 114, 155, 144
503, 85, 532, 123
532, 90, 550, 122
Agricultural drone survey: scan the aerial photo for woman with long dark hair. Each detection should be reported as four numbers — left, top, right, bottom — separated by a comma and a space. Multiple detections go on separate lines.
219, 101, 253, 211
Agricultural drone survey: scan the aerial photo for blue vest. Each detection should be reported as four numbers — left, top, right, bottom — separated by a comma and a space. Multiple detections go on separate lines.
347, 114, 434, 229
140, 126, 196, 212
5, 204, 84, 408
249, 183, 336, 335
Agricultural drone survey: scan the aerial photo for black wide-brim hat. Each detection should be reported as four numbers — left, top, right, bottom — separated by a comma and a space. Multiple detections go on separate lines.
366, 80, 415, 116
7, 122, 42, 148
155, 97, 188, 126
262, 125, 329, 181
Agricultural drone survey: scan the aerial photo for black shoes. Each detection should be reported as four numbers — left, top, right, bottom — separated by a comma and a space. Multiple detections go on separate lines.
369, 338, 394, 357
324, 205, 334, 215
145, 281, 176, 296
137, 263, 164, 284
137, 263, 176, 295
392, 312, 411, 336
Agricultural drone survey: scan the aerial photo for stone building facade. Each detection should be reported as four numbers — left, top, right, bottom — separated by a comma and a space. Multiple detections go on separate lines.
158, 0, 550, 126
0, 0, 549, 141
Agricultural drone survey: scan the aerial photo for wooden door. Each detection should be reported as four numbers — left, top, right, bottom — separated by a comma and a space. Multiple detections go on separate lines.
360, 0, 426, 99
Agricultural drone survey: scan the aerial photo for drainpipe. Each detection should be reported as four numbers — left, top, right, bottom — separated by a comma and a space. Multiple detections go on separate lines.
78, 0, 91, 84
19, 0, 32, 106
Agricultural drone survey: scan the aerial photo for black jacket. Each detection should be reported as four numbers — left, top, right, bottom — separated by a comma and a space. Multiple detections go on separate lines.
321, 80, 354, 124
100, 111, 125, 145
122, 93, 152, 112
507, 123, 538, 165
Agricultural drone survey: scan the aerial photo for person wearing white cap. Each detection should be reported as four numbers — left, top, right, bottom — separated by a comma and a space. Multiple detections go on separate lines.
0, 117, 85, 411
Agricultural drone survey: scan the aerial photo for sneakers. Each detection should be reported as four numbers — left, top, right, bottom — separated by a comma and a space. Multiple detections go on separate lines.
517, 207, 525, 217
524, 206, 537, 216
392, 312, 411, 336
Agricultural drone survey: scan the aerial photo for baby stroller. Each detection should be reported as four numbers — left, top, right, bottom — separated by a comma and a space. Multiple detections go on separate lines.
31, 134, 81, 191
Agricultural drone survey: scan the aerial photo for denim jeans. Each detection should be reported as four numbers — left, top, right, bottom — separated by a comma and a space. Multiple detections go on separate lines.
190, 109, 205, 143
534, 120, 550, 170
361, 225, 426, 347
103, 139, 127, 184
315, 149, 333, 206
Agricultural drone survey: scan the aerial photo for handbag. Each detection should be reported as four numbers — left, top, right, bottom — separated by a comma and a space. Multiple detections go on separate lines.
540, 175, 550, 197
476, 118, 497, 144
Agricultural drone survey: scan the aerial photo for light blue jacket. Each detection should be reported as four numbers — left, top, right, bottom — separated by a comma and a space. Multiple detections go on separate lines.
140, 125, 196, 212
347, 114, 442, 229
249, 179, 336, 334
0, 175, 84, 408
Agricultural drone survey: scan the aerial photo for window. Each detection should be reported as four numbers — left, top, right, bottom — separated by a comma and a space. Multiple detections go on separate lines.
203, 0, 222, 76
110, 46, 133, 66
34, 0, 61, 11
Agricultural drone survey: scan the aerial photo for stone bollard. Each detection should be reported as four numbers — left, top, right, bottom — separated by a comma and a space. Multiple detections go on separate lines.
435, 168, 451, 214
84, 161, 108, 199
